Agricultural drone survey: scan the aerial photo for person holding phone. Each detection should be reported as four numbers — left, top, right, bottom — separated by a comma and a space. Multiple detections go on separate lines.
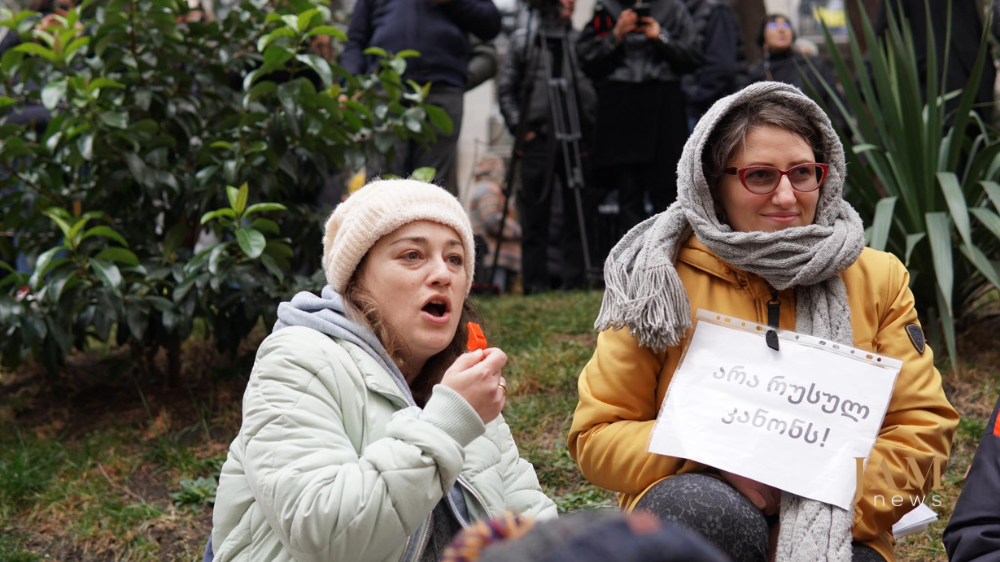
576, 0, 701, 238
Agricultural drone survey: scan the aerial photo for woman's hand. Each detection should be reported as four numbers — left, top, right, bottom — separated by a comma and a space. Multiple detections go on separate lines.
719, 470, 781, 516
441, 348, 507, 424
613, 9, 639, 43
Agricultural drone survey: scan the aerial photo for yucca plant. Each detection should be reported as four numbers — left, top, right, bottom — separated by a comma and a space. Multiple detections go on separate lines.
805, 1, 999, 371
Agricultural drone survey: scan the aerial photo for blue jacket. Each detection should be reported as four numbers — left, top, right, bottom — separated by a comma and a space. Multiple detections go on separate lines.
944, 395, 1000, 562
341, 0, 501, 89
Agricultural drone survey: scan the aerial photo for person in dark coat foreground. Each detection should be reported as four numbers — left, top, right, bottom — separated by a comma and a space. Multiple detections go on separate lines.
943, 394, 1000, 562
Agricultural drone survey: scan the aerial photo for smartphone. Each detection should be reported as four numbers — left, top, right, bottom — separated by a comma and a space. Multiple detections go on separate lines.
633, 3, 650, 26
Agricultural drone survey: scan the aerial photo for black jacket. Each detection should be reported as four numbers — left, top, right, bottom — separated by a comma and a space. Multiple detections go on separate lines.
341, 0, 500, 88
680, 0, 745, 116
943, 395, 1000, 562
576, 0, 702, 84
497, 22, 596, 136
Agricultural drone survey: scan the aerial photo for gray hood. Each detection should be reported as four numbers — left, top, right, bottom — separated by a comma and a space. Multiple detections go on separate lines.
273, 286, 415, 406
678, 81, 850, 234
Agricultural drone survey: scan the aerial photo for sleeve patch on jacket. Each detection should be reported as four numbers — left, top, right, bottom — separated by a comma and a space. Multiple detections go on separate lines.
904, 323, 926, 355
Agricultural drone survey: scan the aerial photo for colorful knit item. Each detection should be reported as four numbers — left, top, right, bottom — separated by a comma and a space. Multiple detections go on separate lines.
440, 511, 536, 562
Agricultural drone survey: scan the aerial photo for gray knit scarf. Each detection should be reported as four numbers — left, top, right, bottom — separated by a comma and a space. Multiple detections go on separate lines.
596, 82, 866, 562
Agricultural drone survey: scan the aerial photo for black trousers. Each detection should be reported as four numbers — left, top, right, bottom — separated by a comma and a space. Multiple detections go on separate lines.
517, 135, 588, 293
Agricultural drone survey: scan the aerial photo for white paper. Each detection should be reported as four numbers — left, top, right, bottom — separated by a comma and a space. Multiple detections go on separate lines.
649, 310, 901, 510
892, 503, 938, 539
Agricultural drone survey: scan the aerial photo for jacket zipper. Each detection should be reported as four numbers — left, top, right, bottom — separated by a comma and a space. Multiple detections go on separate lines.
456, 475, 490, 524
397, 514, 432, 562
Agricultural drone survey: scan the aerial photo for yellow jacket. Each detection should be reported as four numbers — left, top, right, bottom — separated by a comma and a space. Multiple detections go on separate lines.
569, 235, 958, 562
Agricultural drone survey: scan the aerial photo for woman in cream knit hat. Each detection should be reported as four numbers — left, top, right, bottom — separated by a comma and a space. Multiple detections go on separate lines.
209, 179, 556, 562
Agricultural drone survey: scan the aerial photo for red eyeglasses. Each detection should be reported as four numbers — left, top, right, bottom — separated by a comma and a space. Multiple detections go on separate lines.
724, 163, 829, 195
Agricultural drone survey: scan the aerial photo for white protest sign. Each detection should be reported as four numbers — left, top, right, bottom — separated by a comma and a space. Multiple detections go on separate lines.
648, 310, 901, 510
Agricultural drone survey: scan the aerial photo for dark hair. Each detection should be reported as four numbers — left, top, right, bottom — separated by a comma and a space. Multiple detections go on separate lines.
758, 13, 796, 48
343, 258, 480, 407
701, 98, 826, 218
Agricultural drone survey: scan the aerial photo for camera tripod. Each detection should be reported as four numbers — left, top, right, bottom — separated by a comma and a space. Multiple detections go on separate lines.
487, 7, 601, 292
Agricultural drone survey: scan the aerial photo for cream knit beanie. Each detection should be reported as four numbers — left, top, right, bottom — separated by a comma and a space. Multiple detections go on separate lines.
322, 179, 476, 295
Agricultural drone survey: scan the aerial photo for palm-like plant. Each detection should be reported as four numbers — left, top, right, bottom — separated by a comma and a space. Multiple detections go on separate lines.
805, 0, 998, 370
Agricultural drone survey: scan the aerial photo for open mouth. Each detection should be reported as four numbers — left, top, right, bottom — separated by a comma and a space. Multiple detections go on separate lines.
422, 299, 449, 318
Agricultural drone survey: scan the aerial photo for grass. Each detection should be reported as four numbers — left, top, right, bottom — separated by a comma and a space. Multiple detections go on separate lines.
0, 290, 996, 561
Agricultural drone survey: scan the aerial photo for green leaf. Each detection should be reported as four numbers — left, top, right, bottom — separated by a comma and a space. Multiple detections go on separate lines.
297, 9, 319, 32
99, 111, 128, 129
925, 212, 953, 317
94, 247, 139, 266
257, 26, 295, 52
295, 53, 332, 89
937, 172, 972, 248
210, 141, 235, 150
259, 253, 284, 282
235, 228, 266, 259
982, 180, 1000, 212
363, 46, 388, 58
868, 197, 898, 252
87, 77, 125, 93
81, 226, 129, 247
249, 218, 280, 234
424, 104, 453, 136
29, 245, 67, 289
66, 216, 92, 245
146, 295, 174, 312
411, 167, 435, 183
89, 258, 122, 291
934, 285, 958, 374
227, 183, 248, 215
904, 233, 926, 267
243, 202, 287, 216
263, 45, 295, 66
395, 49, 420, 59
196, 165, 218, 185
41, 78, 67, 111
126, 304, 148, 341
960, 243, 1000, 290
199, 208, 237, 225
971, 207, 1000, 241
43, 210, 73, 238
0, 96, 14, 110
12, 42, 57, 62
304, 25, 347, 40
245, 80, 277, 109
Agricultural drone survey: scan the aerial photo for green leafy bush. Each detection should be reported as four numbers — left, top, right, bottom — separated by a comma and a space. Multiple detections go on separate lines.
809, 3, 999, 369
0, 0, 450, 381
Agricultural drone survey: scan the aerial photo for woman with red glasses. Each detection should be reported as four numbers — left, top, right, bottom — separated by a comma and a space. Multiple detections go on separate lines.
569, 82, 957, 562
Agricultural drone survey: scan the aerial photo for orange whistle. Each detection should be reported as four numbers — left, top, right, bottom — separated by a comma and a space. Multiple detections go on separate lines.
466, 322, 487, 352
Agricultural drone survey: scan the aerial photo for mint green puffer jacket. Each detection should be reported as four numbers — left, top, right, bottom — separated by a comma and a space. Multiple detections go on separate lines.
211, 326, 557, 562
